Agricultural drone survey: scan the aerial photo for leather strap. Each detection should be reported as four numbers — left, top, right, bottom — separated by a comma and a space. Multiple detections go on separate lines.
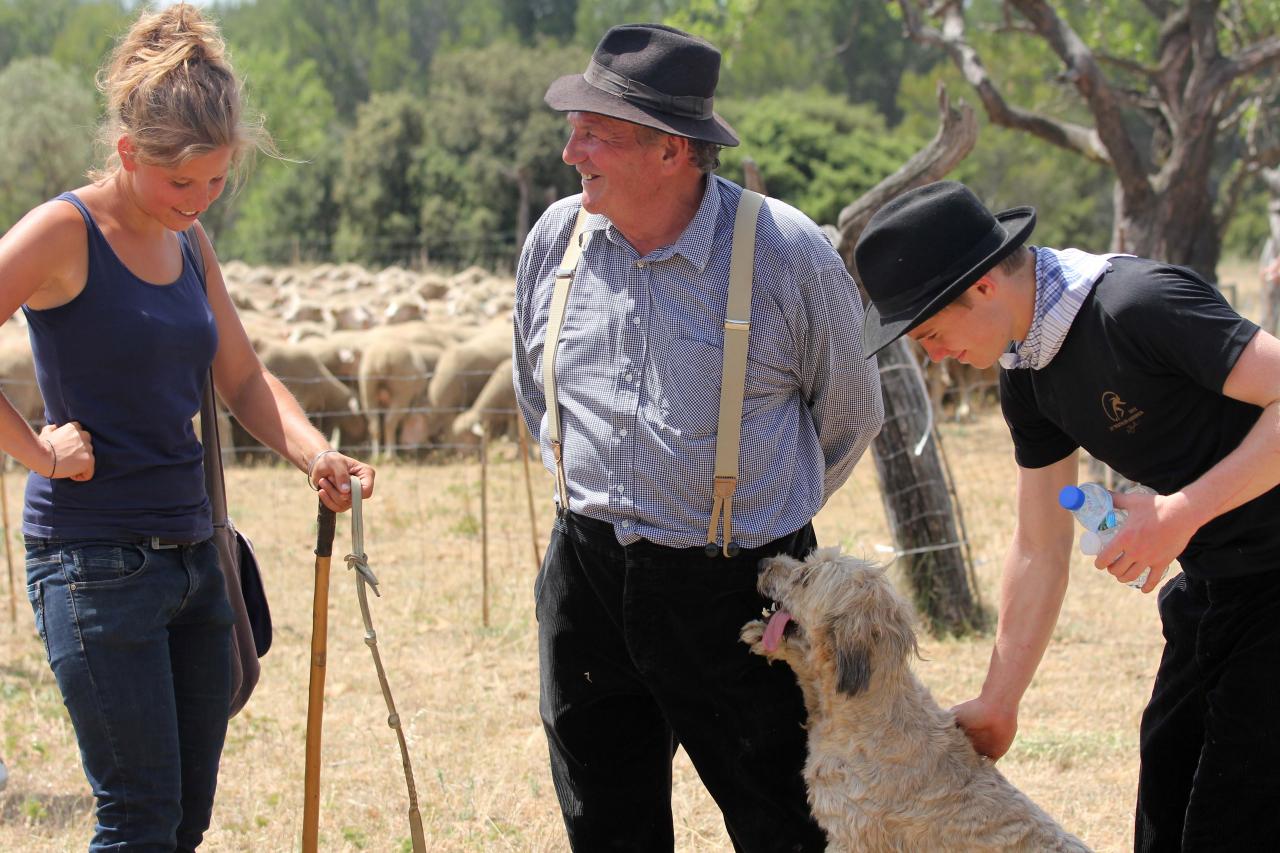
544, 207, 589, 512
345, 479, 426, 852
706, 189, 763, 557
186, 226, 228, 528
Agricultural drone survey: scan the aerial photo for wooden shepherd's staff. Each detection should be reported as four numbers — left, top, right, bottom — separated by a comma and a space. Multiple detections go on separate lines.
517, 422, 541, 572
302, 502, 337, 852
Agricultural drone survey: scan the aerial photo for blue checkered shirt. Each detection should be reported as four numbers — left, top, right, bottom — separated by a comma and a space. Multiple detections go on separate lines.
513, 176, 883, 549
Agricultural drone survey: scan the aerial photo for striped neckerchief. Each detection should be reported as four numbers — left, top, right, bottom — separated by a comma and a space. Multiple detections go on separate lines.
999, 247, 1129, 371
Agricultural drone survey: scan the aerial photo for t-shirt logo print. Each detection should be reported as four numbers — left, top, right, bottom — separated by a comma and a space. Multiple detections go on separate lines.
1102, 391, 1145, 434
1102, 391, 1127, 422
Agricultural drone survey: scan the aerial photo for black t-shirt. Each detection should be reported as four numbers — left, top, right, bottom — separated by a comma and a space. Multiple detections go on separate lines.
1000, 256, 1277, 579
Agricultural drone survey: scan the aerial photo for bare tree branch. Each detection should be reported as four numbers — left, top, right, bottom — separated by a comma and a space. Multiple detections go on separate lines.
895, 0, 1277, 274
834, 82, 978, 268
1221, 35, 1280, 83
1096, 51, 1160, 81
1008, 0, 1153, 205
897, 0, 1110, 165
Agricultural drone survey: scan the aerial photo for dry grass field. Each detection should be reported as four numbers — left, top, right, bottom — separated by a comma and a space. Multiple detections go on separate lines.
0, 418, 1162, 853
0, 256, 1267, 852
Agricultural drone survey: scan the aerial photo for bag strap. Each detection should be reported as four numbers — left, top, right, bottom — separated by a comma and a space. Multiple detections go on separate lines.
344, 480, 427, 853
185, 225, 229, 528
544, 206, 589, 512
706, 189, 763, 557
544, 190, 764, 556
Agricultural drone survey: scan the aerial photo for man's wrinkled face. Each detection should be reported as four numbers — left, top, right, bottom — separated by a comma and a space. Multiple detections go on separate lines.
561, 112, 664, 224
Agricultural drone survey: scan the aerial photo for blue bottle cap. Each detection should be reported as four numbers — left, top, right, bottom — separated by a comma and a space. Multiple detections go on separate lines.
1058, 485, 1085, 511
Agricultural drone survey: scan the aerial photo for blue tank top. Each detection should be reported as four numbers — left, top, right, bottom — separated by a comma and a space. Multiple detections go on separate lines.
22, 192, 218, 540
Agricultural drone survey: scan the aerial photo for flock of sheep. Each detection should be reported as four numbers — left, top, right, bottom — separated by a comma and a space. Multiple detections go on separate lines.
0, 257, 1001, 462
0, 261, 523, 460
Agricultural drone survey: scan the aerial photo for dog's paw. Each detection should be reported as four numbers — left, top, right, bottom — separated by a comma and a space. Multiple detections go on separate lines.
740, 619, 766, 652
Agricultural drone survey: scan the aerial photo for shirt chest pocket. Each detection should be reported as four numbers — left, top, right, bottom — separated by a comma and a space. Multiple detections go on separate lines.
656, 337, 722, 437
653, 336, 780, 438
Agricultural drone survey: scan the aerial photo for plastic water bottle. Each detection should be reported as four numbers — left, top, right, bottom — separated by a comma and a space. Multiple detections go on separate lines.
1059, 482, 1162, 588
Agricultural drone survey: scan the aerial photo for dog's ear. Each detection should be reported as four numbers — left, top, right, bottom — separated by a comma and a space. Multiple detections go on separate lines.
835, 642, 871, 696
827, 568, 918, 697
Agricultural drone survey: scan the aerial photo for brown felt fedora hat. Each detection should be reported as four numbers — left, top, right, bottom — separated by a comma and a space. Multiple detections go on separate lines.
855, 181, 1036, 357
545, 23, 739, 147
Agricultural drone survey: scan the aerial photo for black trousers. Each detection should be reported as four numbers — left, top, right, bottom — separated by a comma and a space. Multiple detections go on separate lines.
1135, 570, 1280, 852
535, 512, 826, 852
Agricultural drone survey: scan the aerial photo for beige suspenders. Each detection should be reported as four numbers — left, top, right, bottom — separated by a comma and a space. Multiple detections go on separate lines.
706, 188, 763, 557
544, 206, 589, 512
546, 190, 765, 557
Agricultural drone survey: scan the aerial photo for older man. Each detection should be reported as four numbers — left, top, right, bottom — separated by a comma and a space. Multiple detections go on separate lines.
512, 23, 883, 851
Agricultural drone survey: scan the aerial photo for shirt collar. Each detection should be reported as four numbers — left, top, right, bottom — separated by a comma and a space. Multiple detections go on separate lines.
666, 174, 721, 272
582, 175, 723, 272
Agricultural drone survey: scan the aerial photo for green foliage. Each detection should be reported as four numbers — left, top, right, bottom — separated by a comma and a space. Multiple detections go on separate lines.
212, 47, 341, 263
0, 0, 85, 68
572, 0, 927, 121
0, 57, 97, 230
718, 89, 923, 226
16, 0, 1246, 270
573, 1, 678, 47
216, 0, 442, 120
49, 1, 131, 86
502, 0, 577, 42
676, 0, 926, 120
413, 40, 583, 266
333, 91, 429, 265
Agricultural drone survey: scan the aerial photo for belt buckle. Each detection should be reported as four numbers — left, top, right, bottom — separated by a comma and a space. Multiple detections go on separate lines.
149, 536, 180, 550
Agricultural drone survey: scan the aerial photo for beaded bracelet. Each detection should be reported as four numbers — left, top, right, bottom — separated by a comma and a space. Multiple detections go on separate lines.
305, 449, 340, 491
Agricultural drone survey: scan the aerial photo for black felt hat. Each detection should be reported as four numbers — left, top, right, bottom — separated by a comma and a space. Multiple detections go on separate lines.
545, 23, 739, 147
855, 181, 1036, 357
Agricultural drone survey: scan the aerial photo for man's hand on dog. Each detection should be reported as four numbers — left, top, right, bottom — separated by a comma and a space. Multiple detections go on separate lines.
952, 696, 1018, 761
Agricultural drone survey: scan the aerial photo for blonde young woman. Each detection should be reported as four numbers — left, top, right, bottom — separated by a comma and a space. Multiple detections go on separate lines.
0, 5, 374, 849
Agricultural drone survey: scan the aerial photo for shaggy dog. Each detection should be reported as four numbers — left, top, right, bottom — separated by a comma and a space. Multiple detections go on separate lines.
741, 548, 1091, 852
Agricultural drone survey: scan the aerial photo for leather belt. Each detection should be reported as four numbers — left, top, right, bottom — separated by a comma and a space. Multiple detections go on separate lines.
135, 536, 202, 549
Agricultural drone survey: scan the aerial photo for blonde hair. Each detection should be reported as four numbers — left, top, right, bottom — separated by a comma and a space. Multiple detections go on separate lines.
90, 3, 271, 181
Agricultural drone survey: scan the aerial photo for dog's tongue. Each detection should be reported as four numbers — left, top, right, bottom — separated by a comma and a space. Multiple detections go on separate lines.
762, 609, 792, 653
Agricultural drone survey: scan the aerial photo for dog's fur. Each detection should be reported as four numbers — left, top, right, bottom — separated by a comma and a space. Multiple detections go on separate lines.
741, 548, 1091, 852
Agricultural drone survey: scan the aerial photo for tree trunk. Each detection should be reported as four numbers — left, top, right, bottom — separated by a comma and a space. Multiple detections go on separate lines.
870, 339, 985, 636
742, 157, 767, 194
1113, 165, 1220, 278
833, 83, 986, 637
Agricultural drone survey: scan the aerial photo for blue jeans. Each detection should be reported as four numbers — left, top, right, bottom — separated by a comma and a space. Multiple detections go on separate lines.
26, 536, 234, 852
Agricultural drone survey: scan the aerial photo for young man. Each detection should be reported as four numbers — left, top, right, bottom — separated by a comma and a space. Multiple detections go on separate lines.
855, 180, 1280, 851
513, 23, 883, 851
